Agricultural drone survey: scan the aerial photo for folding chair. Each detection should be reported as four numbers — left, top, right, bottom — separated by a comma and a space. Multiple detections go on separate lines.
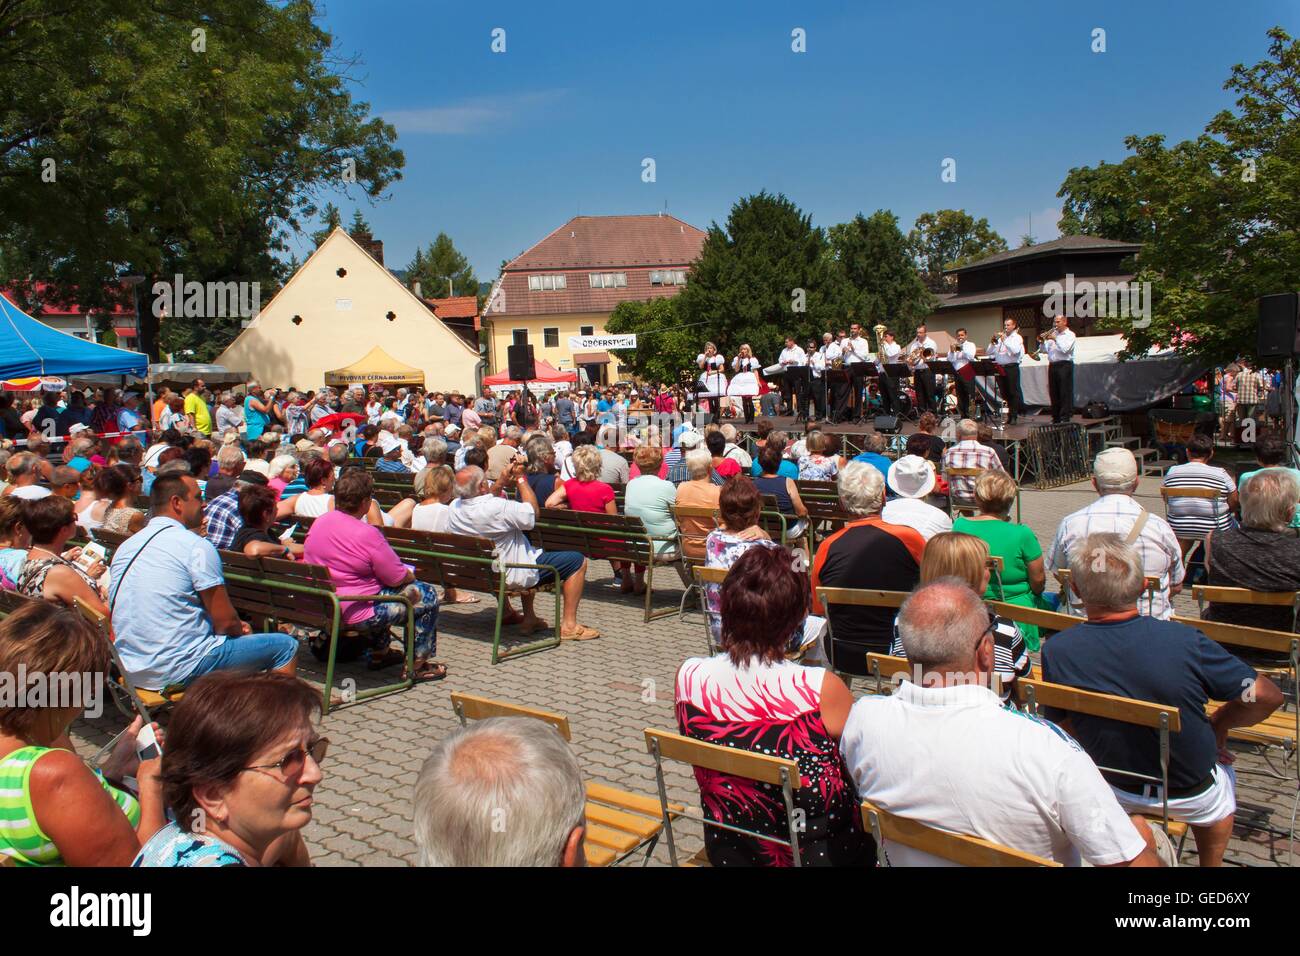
862, 800, 1060, 867
1160, 486, 1227, 574
815, 587, 909, 683
449, 693, 678, 866
645, 727, 805, 867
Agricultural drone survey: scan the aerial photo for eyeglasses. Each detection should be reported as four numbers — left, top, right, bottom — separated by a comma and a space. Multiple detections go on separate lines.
241, 737, 329, 780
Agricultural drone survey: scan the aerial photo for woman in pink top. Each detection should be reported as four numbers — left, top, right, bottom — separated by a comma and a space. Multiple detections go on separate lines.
302, 470, 444, 682
543, 444, 643, 591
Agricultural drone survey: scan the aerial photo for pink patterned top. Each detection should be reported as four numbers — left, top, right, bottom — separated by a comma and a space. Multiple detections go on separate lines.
675, 655, 871, 867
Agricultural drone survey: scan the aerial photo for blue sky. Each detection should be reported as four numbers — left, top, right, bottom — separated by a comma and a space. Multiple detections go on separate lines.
292, 0, 1297, 281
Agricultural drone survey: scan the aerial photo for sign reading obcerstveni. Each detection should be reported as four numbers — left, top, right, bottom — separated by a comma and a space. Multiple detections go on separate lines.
567, 334, 637, 351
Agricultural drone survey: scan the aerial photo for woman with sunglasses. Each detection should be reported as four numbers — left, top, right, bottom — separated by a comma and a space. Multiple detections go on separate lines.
134, 671, 325, 867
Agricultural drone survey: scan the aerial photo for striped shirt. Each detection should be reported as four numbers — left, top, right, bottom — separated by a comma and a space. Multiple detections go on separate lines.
890, 612, 1030, 700
1046, 495, 1185, 620
1161, 461, 1237, 537
1, 746, 139, 866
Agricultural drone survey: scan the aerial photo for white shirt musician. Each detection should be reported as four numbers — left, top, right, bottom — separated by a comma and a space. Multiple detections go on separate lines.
992, 325, 1025, 366
808, 342, 826, 378
876, 332, 902, 372
947, 330, 977, 369
778, 341, 808, 368
906, 326, 938, 370
1043, 318, 1077, 363
822, 333, 843, 368
845, 324, 873, 365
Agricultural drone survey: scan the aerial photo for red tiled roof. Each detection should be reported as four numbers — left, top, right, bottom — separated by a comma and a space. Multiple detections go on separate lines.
504, 214, 706, 271
425, 295, 479, 319
489, 269, 690, 317
4, 281, 134, 317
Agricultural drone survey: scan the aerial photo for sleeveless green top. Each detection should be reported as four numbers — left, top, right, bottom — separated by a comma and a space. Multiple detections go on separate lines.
0, 746, 141, 866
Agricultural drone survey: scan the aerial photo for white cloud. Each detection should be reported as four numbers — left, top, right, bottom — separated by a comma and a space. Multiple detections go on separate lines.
384, 90, 567, 135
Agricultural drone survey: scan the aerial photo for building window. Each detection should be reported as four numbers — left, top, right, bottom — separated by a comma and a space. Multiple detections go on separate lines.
512, 329, 528, 346
580, 325, 594, 337
588, 272, 627, 289
543, 327, 559, 348
650, 270, 686, 286
528, 274, 566, 291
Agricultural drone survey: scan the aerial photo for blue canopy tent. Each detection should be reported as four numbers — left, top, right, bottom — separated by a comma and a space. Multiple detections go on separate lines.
1, 291, 149, 379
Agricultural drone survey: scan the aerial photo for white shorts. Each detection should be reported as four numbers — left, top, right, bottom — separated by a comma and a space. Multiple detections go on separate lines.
1111, 763, 1236, 827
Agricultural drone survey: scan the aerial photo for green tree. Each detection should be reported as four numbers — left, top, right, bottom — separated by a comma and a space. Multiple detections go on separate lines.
603, 298, 694, 385
0, 0, 404, 362
1058, 27, 1300, 363
1056, 157, 1156, 243
405, 233, 478, 299
908, 210, 1008, 291
662, 191, 843, 367
311, 203, 343, 247
347, 209, 372, 236
827, 210, 936, 342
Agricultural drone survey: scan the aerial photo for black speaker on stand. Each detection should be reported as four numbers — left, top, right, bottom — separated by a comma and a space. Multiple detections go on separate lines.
507, 343, 537, 382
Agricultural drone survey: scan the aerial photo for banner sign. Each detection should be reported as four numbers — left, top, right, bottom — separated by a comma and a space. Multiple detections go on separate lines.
568, 334, 636, 351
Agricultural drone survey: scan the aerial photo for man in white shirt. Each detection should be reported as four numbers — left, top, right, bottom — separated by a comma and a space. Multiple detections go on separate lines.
777, 336, 807, 417
1046, 448, 1185, 619
821, 332, 847, 423
992, 317, 1026, 424
875, 328, 902, 419
444, 464, 597, 640
805, 339, 826, 421
3, 452, 52, 500
946, 327, 978, 418
1043, 314, 1078, 423
906, 324, 939, 415
881, 455, 952, 541
839, 580, 1161, 867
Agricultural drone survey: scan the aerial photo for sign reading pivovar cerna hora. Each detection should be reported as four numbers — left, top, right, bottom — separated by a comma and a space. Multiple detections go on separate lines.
568, 334, 637, 351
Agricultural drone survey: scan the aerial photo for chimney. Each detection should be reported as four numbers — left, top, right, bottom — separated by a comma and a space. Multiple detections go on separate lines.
350, 227, 384, 265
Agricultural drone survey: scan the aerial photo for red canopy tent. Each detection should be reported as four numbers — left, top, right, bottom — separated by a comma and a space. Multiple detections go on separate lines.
482, 359, 578, 389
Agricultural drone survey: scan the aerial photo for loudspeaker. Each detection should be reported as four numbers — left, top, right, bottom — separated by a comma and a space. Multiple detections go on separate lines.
1258, 293, 1300, 358
873, 415, 900, 434
507, 343, 536, 381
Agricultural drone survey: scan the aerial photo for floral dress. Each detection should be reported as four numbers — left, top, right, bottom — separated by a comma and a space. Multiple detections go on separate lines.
703, 530, 777, 646
797, 454, 838, 481
675, 655, 872, 867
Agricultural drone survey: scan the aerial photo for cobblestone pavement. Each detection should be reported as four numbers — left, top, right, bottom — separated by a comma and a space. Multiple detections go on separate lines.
71, 476, 1298, 867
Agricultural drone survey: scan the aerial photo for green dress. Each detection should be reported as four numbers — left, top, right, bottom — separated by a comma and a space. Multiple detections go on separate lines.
954, 515, 1049, 651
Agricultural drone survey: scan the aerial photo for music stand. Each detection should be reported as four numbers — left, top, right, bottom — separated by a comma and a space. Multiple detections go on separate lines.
786, 365, 812, 421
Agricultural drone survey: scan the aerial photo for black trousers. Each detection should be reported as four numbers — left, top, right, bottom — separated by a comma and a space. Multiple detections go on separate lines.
954, 374, 974, 418
1048, 361, 1074, 422
914, 369, 936, 414
877, 373, 898, 416
999, 364, 1023, 421
829, 377, 848, 422
741, 395, 755, 423
779, 378, 794, 414
807, 377, 826, 420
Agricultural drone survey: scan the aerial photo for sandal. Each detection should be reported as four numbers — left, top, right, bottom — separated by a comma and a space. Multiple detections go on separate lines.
447, 593, 480, 605
560, 624, 601, 641
404, 661, 447, 682
367, 648, 405, 671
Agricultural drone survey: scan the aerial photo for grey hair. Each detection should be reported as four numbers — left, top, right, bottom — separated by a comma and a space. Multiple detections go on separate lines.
269, 454, 297, 478
837, 461, 885, 516
216, 445, 245, 472
571, 444, 602, 483
957, 418, 979, 439
69, 437, 97, 458
329, 443, 349, 465
453, 465, 486, 500
421, 436, 448, 466
1068, 532, 1146, 612
6, 451, 37, 479
720, 424, 738, 442
897, 579, 988, 669
503, 425, 523, 443
413, 717, 585, 867
1240, 469, 1299, 533
524, 435, 554, 474
684, 448, 713, 480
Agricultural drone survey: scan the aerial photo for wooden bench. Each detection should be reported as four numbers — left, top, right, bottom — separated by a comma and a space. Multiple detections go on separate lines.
645, 727, 806, 866
381, 527, 561, 664
794, 478, 839, 500
862, 800, 1060, 867
1192, 585, 1300, 636
450, 693, 680, 866
531, 510, 686, 622
218, 552, 415, 714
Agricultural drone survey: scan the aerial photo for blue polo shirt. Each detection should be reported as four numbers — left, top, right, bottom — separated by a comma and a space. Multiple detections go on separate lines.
108, 517, 227, 689
851, 451, 892, 483
751, 458, 798, 479
1041, 615, 1256, 790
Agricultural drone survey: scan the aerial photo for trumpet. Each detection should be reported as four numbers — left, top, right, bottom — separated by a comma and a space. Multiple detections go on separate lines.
1038, 329, 1058, 342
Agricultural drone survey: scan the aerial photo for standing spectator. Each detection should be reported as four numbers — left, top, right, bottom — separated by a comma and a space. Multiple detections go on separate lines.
303, 470, 442, 680
677, 545, 871, 867
56, 391, 94, 436
1161, 433, 1238, 546
414, 717, 587, 867
810, 462, 924, 672
30, 391, 61, 439
839, 580, 1160, 867
215, 391, 245, 436
109, 473, 299, 691
1044, 533, 1283, 866
941, 418, 1006, 502
1047, 448, 1184, 619
184, 379, 213, 436
134, 671, 322, 867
